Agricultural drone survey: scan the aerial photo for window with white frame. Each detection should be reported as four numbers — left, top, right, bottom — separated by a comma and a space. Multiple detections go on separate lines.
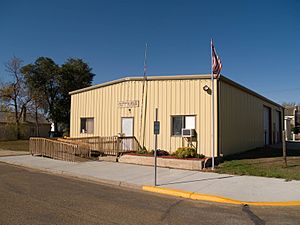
80, 118, 94, 134
171, 115, 195, 136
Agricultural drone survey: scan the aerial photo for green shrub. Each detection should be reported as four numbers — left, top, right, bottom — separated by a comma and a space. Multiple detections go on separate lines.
173, 147, 197, 158
137, 146, 148, 154
150, 149, 169, 156
292, 126, 300, 134
198, 154, 205, 159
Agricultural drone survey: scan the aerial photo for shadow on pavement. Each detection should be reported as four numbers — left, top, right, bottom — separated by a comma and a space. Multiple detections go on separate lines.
223, 146, 300, 161
158, 175, 234, 186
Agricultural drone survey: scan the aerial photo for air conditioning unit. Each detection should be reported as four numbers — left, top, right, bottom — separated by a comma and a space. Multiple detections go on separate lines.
182, 129, 195, 137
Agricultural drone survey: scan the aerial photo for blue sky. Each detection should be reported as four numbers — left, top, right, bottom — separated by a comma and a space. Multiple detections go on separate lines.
0, 0, 299, 104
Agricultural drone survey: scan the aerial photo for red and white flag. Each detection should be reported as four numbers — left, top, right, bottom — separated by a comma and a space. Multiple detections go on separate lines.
211, 39, 222, 77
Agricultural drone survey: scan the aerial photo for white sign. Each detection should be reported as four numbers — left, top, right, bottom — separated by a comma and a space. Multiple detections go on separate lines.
118, 100, 139, 108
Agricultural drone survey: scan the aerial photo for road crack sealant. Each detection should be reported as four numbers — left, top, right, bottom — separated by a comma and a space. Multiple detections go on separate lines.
242, 204, 265, 225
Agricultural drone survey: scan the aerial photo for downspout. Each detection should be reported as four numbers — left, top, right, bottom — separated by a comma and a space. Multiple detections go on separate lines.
142, 82, 148, 148
139, 77, 147, 148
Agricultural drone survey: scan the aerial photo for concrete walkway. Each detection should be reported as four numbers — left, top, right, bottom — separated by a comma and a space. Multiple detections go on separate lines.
1, 155, 300, 204
0, 150, 29, 157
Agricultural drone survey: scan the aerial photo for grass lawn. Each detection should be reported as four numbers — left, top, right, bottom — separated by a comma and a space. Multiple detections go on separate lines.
216, 148, 300, 180
0, 140, 29, 152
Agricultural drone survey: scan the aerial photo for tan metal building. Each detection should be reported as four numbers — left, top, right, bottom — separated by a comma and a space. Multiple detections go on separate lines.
69, 74, 283, 157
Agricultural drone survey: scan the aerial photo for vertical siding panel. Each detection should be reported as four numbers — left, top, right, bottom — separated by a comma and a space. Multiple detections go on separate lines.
170, 81, 174, 151
100, 88, 103, 135
99, 88, 103, 136
190, 80, 195, 114
94, 90, 98, 136
117, 83, 120, 134
77, 94, 79, 136
109, 85, 112, 136
165, 81, 170, 151
102, 87, 106, 136
106, 85, 115, 136
197, 80, 201, 154
164, 80, 168, 151
115, 83, 118, 135
176, 80, 182, 150
219, 80, 281, 155
200, 79, 204, 153
133, 81, 137, 137
200, 79, 205, 154
71, 95, 75, 136
146, 81, 152, 150
150, 81, 155, 150
75, 94, 78, 136
70, 95, 74, 136
98, 88, 102, 135
99, 88, 106, 136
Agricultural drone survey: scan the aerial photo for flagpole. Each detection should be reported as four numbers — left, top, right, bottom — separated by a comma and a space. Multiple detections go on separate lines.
140, 43, 148, 148
143, 43, 148, 77
211, 39, 215, 170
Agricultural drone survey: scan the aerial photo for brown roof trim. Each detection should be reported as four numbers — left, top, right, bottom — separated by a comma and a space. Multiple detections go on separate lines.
69, 74, 211, 95
219, 75, 283, 109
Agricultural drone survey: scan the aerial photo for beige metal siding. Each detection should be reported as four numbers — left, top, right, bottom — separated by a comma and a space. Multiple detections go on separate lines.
70, 78, 217, 157
219, 80, 283, 156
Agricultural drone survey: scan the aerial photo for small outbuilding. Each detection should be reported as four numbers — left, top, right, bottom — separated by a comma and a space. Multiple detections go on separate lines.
0, 111, 51, 140
69, 74, 283, 157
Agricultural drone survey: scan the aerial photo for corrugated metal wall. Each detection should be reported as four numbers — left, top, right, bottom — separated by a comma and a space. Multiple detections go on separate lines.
219, 80, 283, 155
70, 78, 217, 156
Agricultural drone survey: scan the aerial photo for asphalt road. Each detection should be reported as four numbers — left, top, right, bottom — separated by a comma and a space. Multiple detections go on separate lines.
0, 162, 299, 225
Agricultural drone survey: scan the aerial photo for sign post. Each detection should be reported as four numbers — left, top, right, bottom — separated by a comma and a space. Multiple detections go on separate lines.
154, 108, 160, 186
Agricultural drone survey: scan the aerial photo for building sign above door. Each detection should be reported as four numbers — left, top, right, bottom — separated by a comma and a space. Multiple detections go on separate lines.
118, 100, 139, 108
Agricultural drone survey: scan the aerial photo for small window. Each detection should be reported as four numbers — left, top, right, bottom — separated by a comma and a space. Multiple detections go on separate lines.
171, 115, 195, 136
172, 116, 184, 136
80, 118, 94, 134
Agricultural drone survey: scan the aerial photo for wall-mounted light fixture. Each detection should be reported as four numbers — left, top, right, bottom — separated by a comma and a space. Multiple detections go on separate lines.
203, 85, 210, 92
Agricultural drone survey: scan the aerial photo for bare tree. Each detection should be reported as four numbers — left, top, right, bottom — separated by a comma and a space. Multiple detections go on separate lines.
26, 94, 46, 137
282, 102, 297, 108
0, 56, 31, 139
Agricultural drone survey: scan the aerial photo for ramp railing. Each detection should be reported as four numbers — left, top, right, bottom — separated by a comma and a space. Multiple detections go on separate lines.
29, 136, 143, 162
29, 137, 78, 162
65, 136, 142, 156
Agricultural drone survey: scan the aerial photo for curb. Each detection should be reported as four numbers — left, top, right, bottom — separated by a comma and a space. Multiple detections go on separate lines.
142, 186, 300, 207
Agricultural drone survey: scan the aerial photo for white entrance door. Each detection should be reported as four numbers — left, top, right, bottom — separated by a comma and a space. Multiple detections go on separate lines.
122, 117, 134, 136
263, 106, 271, 145
121, 117, 134, 150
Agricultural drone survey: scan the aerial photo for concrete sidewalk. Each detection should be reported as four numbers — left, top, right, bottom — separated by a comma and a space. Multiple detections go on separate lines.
1, 155, 300, 204
0, 150, 29, 157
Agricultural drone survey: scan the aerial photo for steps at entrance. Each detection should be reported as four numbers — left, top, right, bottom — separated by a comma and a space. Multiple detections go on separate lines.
99, 155, 118, 162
